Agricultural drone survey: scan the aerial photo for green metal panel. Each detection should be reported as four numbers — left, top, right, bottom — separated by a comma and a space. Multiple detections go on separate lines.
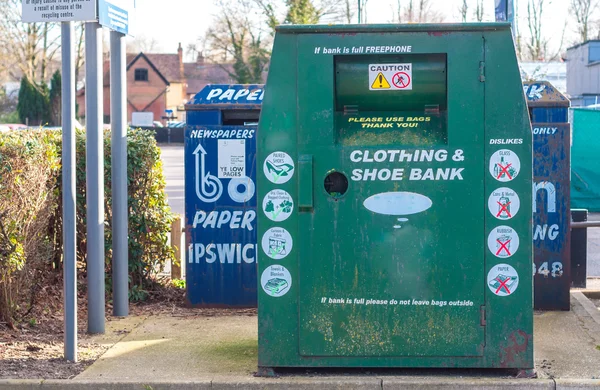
258, 23, 533, 369
571, 108, 600, 212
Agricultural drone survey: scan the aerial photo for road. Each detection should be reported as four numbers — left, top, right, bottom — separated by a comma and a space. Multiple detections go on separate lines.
159, 144, 599, 277
160, 145, 185, 217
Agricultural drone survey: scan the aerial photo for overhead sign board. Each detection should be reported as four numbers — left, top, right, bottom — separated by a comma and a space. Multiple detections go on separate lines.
98, 0, 134, 35
22, 0, 97, 22
189, 85, 264, 106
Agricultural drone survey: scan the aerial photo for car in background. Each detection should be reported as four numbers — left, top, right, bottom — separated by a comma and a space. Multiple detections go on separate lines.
0, 123, 28, 131
166, 121, 185, 128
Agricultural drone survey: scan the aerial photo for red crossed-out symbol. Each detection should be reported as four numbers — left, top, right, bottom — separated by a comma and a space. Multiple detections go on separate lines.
496, 201, 512, 218
496, 163, 513, 179
392, 72, 411, 89
496, 238, 512, 256
495, 276, 512, 295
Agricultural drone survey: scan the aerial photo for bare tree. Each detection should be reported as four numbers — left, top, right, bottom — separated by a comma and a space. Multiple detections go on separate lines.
254, 0, 352, 30
128, 34, 161, 53
459, 0, 469, 22
474, 0, 484, 22
525, 0, 566, 61
526, 0, 546, 60
0, 0, 59, 84
570, 0, 599, 43
394, 0, 444, 23
204, 0, 271, 83
358, 0, 368, 23
344, 0, 357, 23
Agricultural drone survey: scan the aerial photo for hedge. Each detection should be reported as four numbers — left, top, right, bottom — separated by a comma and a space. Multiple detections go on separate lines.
0, 128, 175, 327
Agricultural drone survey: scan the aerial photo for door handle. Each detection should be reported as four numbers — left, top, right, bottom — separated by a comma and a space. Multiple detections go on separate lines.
298, 154, 313, 211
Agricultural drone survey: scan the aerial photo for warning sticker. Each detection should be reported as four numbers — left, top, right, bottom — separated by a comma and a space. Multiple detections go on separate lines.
489, 149, 521, 182
262, 227, 293, 260
261, 265, 292, 297
488, 187, 520, 220
487, 226, 520, 259
369, 63, 412, 91
218, 139, 245, 178
371, 73, 391, 89
487, 264, 519, 297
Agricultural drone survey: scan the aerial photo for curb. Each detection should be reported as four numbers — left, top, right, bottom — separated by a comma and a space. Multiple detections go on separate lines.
555, 379, 600, 389
572, 291, 600, 326
0, 378, 564, 390
581, 290, 600, 300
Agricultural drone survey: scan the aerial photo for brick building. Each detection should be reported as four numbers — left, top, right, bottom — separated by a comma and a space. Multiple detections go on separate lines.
76, 44, 237, 125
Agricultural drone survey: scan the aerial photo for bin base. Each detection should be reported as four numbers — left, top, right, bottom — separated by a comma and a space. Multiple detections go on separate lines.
255, 366, 277, 378
515, 369, 537, 378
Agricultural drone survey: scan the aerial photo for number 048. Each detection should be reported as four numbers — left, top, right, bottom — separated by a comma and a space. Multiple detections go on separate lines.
532, 262, 563, 278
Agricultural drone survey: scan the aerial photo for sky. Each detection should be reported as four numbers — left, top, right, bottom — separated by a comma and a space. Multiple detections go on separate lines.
131, 0, 572, 61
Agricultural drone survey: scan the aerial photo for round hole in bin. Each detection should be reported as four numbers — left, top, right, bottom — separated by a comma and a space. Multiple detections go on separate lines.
324, 171, 348, 199
237, 184, 246, 193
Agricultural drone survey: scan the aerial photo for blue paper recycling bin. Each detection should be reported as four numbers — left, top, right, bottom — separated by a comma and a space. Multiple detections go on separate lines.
523, 81, 571, 311
184, 84, 263, 307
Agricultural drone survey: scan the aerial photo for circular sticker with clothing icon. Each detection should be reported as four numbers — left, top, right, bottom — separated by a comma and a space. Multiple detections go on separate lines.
487, 226, 520, 259
261, 265, 292, 298
263, 152, 295, 184
488, 187, 520, 220
489, 149, 520, 182
262, 189, 294, 222
262, 227, 293, 260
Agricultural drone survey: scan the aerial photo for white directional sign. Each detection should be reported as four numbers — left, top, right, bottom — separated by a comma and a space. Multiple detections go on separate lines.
22, 0, 97, 22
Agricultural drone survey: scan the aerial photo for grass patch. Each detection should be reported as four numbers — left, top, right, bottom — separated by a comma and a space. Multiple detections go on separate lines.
209, 338, 258, 364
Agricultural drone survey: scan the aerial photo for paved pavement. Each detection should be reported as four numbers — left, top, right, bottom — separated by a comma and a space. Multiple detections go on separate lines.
73, 293, 600, 382
1, 291, 599, 389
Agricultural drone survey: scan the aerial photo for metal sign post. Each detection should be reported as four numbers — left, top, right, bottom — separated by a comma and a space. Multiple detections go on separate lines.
22, 0, 134, 353
110, 30, 129, 317
85, 21, 106, 334
22, 0, 99, 361
100, 0, 135, 317
61, 21, 77, 362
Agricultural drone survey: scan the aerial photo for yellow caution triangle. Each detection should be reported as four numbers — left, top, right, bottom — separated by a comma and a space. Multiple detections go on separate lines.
371, 72, 391, 89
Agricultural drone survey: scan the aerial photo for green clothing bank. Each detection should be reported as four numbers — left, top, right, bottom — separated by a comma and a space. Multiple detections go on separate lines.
257, 24, 533, 370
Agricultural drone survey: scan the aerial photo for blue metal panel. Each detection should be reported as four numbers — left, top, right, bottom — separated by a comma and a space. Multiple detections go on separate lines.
188, 84, 264, 108
184, 84, 264, 307
185, 125, 258, 306
532, 123, 571, 310
524, 81, 571, 311
531, 107, 568, 123
187, 110, 221, 126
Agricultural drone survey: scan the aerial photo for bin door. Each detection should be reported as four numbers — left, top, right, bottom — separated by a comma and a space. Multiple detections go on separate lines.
296, 35, 485, 357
